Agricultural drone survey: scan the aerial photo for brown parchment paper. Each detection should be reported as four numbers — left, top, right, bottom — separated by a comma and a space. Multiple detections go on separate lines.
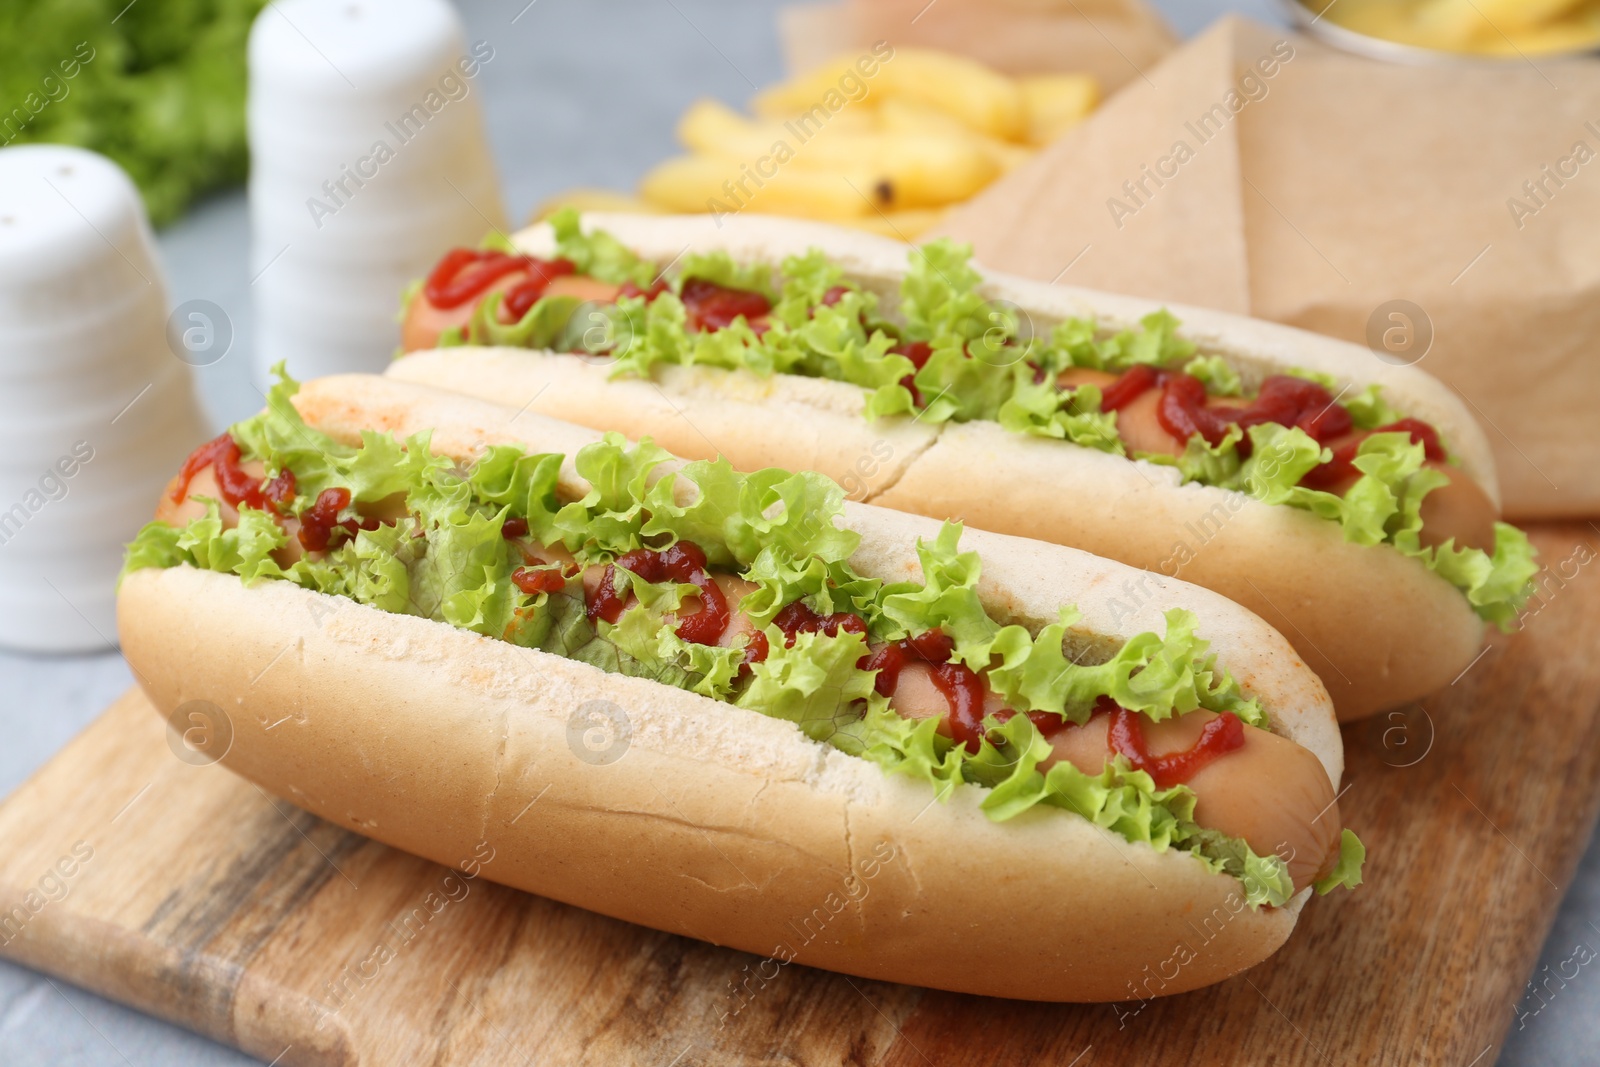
936, 15, 1600, 520
778, 0, 1178, 92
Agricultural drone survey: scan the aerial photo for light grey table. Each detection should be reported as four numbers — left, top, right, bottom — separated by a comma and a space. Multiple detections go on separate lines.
1, 1, 1593, 1063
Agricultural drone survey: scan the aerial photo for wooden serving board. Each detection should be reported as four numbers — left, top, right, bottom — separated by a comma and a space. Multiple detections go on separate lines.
2, 523, 1599, 1067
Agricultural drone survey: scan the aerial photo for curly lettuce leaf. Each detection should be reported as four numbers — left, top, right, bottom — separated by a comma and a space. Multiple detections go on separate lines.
643, 458, 859, 569
550, 431, 673, 556
736, 628, 875, 749
548, 208, 657, 286
1183, 354, 1243, 396
875, 524, 1266, 727
605, 603, 747, 701
464, 446, 566, 545
471, 293, 585, 350
1094, 310, 1196, 370
770, 249, 852, 326
906, 341, 1019, 424
1147, 421, 1536, 628
898, 238, 992, 344
1342, 383, 1410, 430
863, 710, 1298, 907
1314, 829, 1366, 896
997, 372, 1126, 454
678, 249, 775, 300
1035, 311, 1194, 373
738, 550, 883, 631
1186, 828, 1296, 908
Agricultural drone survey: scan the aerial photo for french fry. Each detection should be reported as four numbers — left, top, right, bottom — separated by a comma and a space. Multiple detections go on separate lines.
1019, 74, 1100, 147
638, 155, 879, 221
530, 188, 664, 224
668, 100, 1000, 211
754, 47, 1027, 143
751, 56, 889, 121
876, 99, 1037, 173
676, 98, 876, 156
845, 132, 1001, 207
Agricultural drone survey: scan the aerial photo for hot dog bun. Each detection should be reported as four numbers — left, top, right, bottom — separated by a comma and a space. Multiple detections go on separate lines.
388, 211, 1500, 720
118, 375, 1344, 1003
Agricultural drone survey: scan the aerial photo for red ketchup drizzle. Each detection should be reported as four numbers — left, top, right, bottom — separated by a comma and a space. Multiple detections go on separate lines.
891, 340, 934, 407
679, 278, 772, 333
174, 434, 274, 512
741, 629, 770, 671
1299, 417, 1446, 490
820, 285, 851, 307
511, 567, 568, 595
501, 517, 530, 539
618, 278, 669, 302
772, 601, 868, 646
295, 488, 384, 553
422, 247, 578, 324
1106, 706, 1245, 788
929, 661, 988, 753
1155, 372, 1238, 447
994, 707, 1072, 737
501, 259, 577, 320
262, 468, 296, 513
586, 540, 729, 645
1099, 366, 1436, 469
1097, 363, 1160, 412
861, 629, 992, 753
738, 600, 870, 678
424, 250, 528, 308
1159, 373, 1356, 452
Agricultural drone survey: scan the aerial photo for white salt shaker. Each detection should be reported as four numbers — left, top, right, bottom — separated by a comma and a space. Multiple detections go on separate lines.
0, 144, 211, 652
248, 0, 506, 383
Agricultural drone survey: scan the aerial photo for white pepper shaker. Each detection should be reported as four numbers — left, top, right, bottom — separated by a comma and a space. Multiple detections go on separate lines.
248, 0, 506, 384
0, 144, 210, 652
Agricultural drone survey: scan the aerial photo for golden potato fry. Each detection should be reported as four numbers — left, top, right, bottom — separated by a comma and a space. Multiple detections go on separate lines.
665, 110, 1000, 212
530, 187, 663, 224
755, 47, 1027, 142
638, 155, 879, 221
676, 97, 875, 156
855, 132, 1001, 207
876, 99, 1037, 173
1019, 74, 1100, 147
752, 55, 891, 118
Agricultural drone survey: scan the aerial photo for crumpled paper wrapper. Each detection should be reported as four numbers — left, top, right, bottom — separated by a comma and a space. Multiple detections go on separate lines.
935, 15, 1600, 520
779, 0, 1177, 93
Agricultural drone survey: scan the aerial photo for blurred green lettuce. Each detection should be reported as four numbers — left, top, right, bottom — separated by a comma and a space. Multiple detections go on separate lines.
0, 0, 267, 225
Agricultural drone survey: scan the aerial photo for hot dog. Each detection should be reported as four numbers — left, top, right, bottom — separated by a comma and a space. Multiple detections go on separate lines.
386, 211, 1539, 721
117, 373, 1361, 1003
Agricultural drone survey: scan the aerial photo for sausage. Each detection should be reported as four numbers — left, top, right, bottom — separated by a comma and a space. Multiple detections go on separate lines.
1048, 711, 1339, 893
1057, 367, 1186, 457
882, 650, 1337, 894
544, 274, 622, 304
402, 272, 524, 352
402, 273, 623, 353
888, 661, 1008, 722
1312, 430, 1499, 554
1417, 464, 1498, 553
1060, 369, 1497, 552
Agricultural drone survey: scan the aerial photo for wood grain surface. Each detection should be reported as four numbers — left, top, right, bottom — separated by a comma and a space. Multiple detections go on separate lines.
1, 524, 1597, 1067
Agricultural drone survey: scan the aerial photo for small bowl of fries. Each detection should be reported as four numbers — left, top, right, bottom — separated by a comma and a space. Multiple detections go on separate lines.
536, 48, 1099, 240
1281, 0, 1600, 62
